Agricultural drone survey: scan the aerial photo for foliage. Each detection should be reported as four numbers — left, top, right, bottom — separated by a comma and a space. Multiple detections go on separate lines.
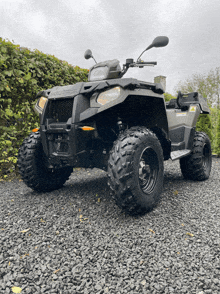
164, 92, 176, 102
215, 110, 220, 157
0, 38, 88, 180
195, 109, 220, 154
209, 107, 219, 153
175, 67, 220, 107
196, 114, 213, 143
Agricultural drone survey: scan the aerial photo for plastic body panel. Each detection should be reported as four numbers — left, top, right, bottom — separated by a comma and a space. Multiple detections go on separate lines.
80, 87, 169, 137
166, 105, 201, 130
166, 105, 200, 151
40, 78, 164, 101
177, 92, 210, 114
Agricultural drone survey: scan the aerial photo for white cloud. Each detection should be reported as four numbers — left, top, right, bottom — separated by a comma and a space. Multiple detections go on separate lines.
25, 11, 48, 38
1, 0, 220, 93
0, 0, 26, 6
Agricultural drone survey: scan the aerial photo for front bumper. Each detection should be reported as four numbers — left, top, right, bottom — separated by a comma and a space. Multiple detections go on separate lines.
40, 122, 94, 169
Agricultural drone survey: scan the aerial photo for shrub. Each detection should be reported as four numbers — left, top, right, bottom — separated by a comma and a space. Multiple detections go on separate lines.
196, 114, 213, 144
0, 38, 88, 180
215, 110, 220, 157
164, 93, 176, 102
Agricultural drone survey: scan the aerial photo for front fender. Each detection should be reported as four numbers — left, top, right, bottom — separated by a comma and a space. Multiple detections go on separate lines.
80, 87, 169, 138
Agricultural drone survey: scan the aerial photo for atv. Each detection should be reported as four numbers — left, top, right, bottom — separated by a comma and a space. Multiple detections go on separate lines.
17, 36, 212, 215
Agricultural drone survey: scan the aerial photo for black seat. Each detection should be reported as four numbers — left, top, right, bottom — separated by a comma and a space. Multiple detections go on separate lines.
166, 99, 178, 109
176, 91, 187, 109
166, 91, 200, 110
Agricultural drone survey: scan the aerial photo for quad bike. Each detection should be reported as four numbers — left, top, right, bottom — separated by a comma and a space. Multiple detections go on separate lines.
17, 36, 212, 215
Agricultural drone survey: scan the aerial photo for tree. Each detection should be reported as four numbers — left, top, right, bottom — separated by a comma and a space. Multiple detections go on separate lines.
175, 67, 220, 108
164, 92, 176, 102
215, 110, 220, 157
196, 114, 213, 144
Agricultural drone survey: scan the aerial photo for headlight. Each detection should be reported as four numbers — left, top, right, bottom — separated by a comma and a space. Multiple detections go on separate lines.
97, 87, 121, 105
38, 97, 47, 109
34, 96, 48, 114
90, 66, 109, 81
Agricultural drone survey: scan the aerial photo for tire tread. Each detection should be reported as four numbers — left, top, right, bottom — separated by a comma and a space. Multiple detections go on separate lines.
180, 131, 212, 181
107, 126, 163, 215
17, 132, 73, 192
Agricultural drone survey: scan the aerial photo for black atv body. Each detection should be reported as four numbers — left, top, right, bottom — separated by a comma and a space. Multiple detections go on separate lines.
18, 36, 212, 215
38, 78, 168, 170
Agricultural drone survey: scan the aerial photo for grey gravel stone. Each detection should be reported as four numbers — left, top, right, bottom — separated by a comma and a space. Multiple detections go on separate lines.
0, 159, 220, 293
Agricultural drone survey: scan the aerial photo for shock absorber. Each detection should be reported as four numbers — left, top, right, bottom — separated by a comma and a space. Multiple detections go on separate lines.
117, 118, 126, 134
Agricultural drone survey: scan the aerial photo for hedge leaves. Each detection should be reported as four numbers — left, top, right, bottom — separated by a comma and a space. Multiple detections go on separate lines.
0, 38, 88, 179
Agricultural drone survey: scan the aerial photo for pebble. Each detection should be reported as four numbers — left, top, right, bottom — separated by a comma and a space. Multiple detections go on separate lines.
0, 160, 219, 293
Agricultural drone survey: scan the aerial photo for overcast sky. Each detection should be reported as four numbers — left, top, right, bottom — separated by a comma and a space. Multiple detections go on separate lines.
1, 0, 220, 94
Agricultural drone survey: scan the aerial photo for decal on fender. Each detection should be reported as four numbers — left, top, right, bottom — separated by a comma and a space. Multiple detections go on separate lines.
190, 106, 196, 112
176, 113, 187, 116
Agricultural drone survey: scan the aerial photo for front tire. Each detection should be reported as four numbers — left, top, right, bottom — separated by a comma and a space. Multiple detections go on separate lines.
17, 131, 73, 192
180, 131, 212, 181
107, 127, 164, 215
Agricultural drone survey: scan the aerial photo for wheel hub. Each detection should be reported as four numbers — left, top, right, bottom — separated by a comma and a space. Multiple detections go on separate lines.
138, 147, 159, 194
202, 143, 211, 168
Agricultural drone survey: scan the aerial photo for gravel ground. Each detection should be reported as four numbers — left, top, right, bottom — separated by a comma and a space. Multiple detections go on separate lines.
0, 158, 220, 294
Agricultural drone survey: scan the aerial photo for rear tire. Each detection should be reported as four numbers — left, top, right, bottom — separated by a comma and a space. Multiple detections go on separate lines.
17, 131, 73, 192
107, 126, 164, 215
180, 131, 212, 181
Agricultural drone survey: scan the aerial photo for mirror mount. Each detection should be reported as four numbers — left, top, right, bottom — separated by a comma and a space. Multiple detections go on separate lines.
137, 36, 169, 61
84, 49, 97, 64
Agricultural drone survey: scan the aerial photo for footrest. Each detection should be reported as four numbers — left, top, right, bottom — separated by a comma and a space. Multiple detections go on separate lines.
170, 149, 191, 161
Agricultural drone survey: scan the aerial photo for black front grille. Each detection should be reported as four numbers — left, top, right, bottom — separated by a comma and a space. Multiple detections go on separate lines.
46, 98, 74, 122
47, 133, 70, 155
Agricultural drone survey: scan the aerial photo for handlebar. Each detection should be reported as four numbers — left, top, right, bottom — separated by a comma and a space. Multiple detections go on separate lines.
128, 61, 157, 68
120, 59, 157, 77
137, 61, 157, 65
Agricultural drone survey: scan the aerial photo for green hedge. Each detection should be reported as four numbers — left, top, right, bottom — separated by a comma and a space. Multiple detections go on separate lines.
164, 92, 176, 102
196, 113, 213, 143
0, 38, 88, 180
214, 108, 220, 156
203, 108, 220, 155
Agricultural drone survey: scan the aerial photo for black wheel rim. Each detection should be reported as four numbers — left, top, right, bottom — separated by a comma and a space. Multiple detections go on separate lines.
202, 143, 211, 169
138, 147, 159, 194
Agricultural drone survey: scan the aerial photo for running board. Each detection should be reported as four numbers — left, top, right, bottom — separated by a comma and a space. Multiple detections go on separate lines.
170, 149, 191, 161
